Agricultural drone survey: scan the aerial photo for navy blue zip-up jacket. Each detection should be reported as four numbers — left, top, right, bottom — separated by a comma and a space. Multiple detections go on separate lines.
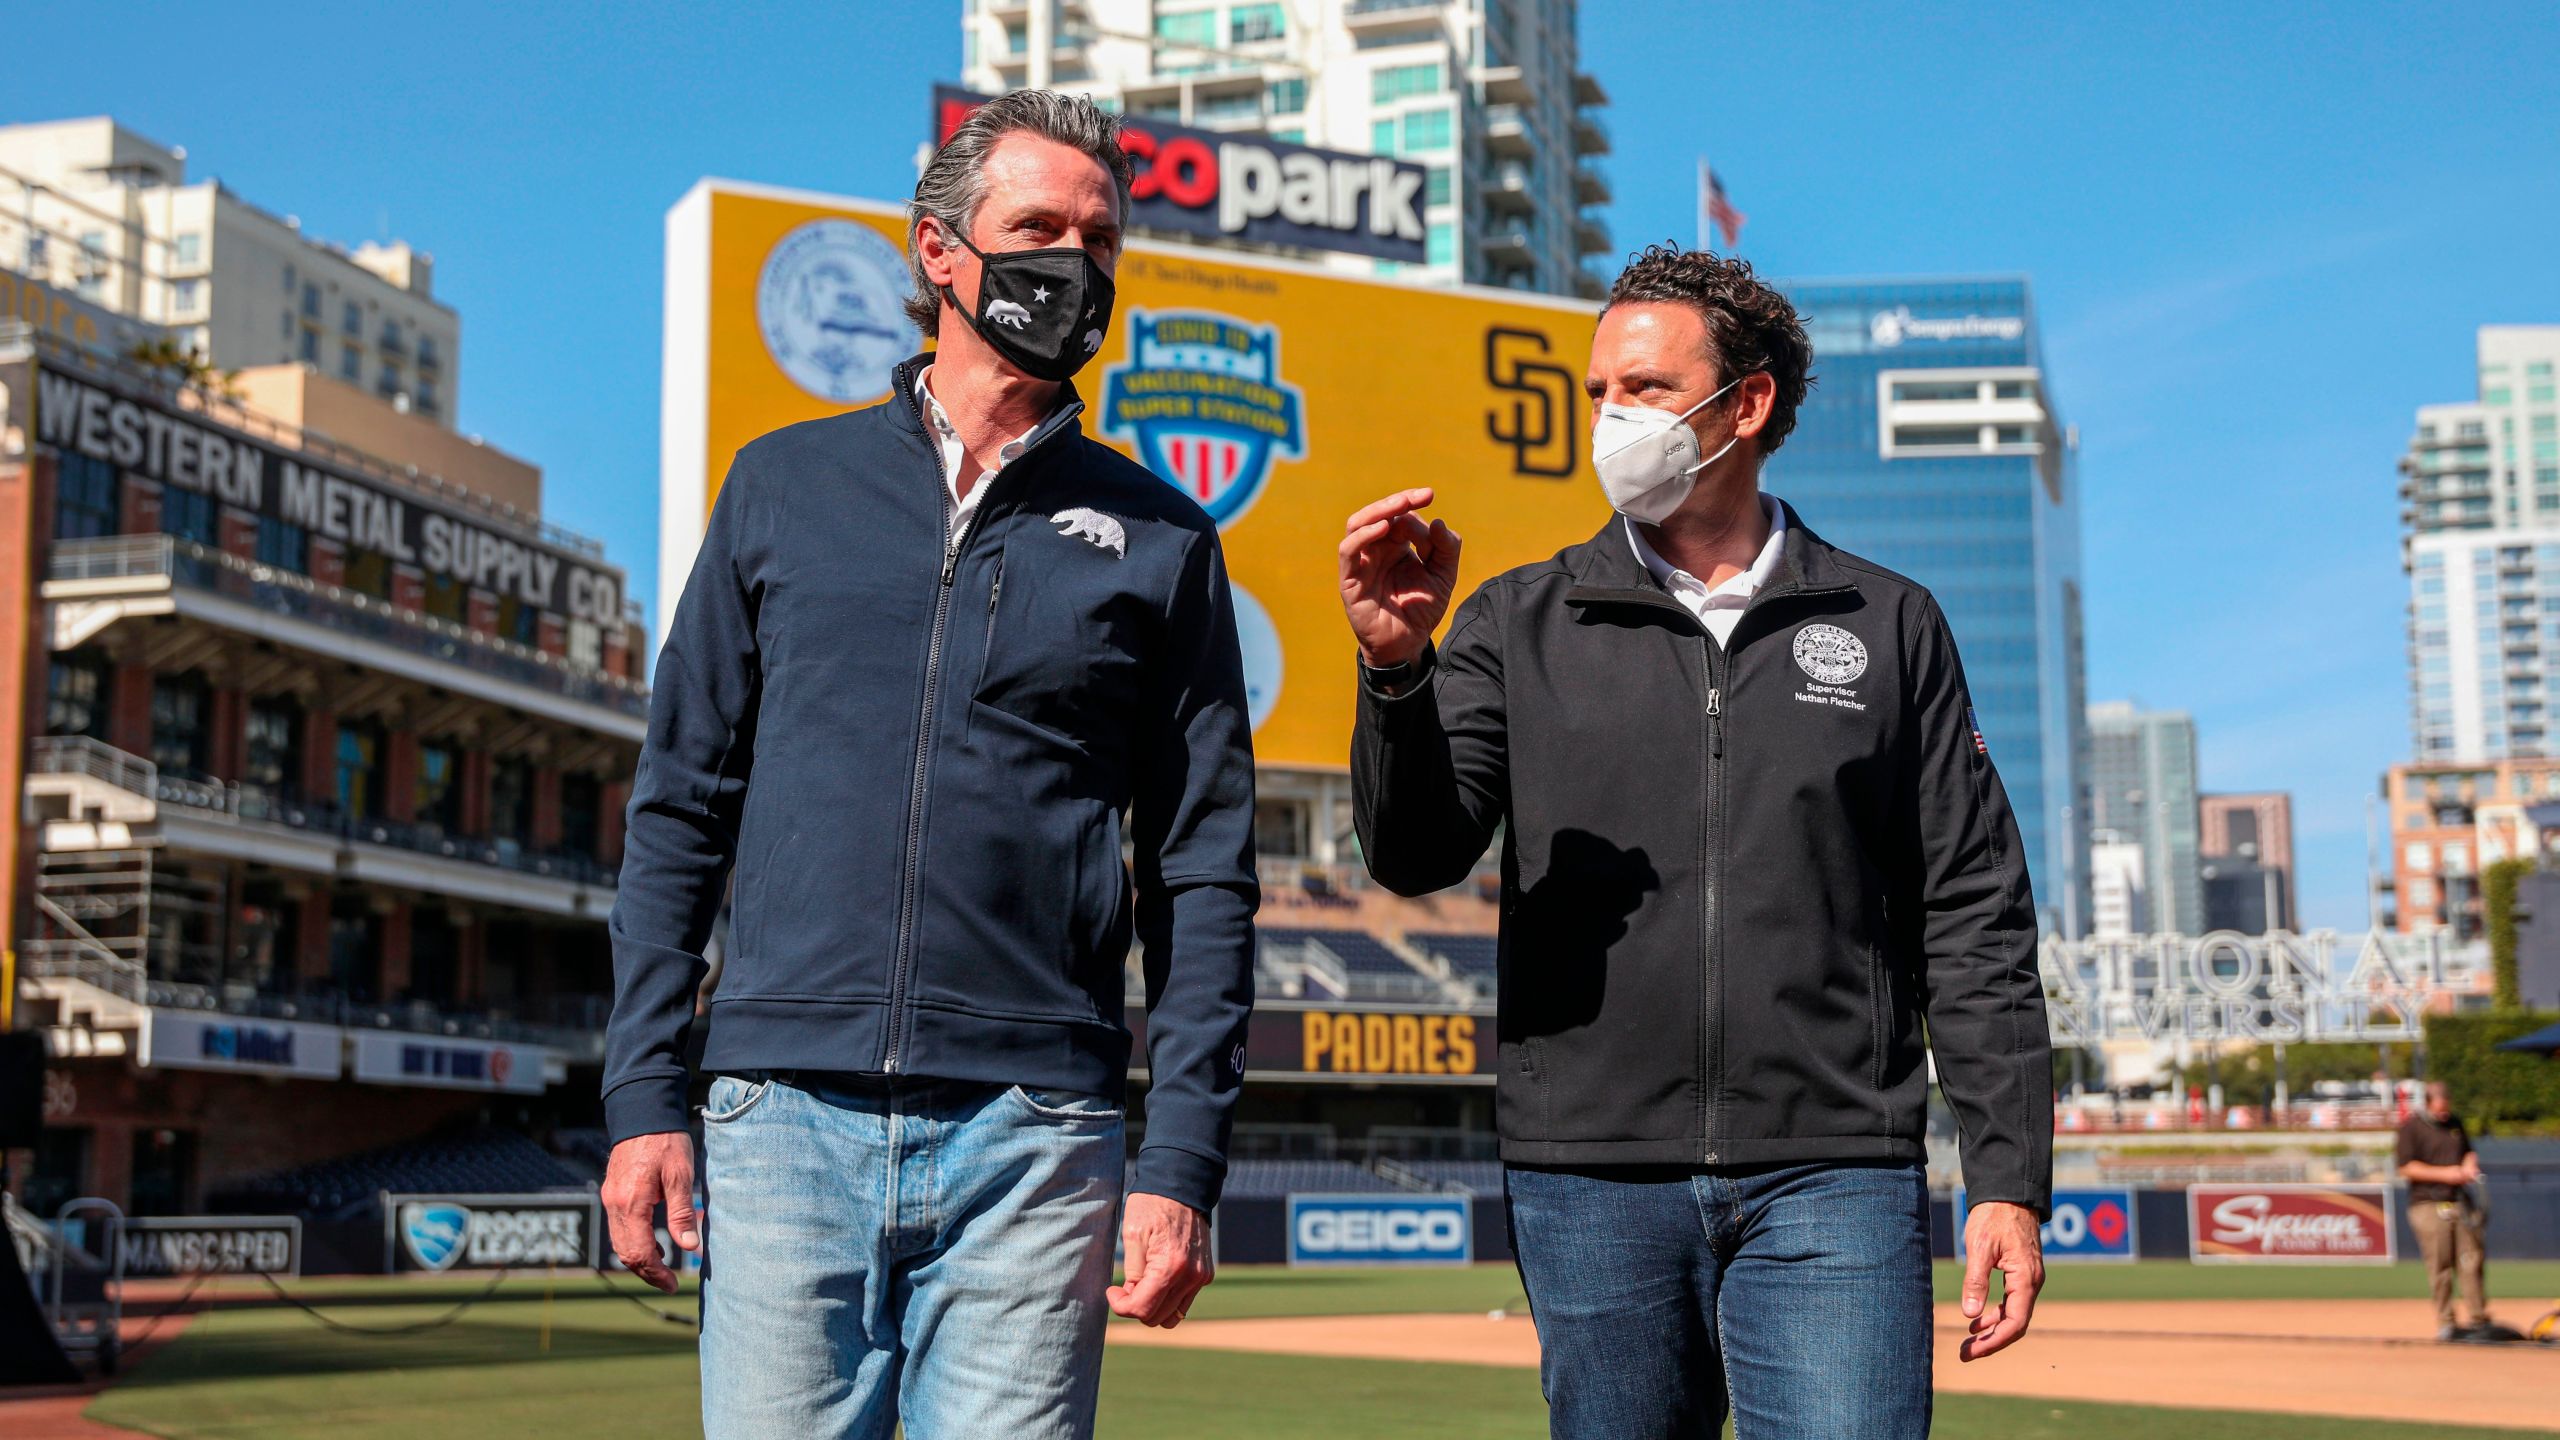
602, 356, 1260, 1212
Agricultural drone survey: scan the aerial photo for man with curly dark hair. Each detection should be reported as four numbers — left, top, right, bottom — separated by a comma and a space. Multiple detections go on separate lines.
1339, 244, 2052, 1438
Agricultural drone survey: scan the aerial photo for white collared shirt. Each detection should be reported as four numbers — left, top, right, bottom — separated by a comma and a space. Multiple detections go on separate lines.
914, 365, 1058, 542
1625, 493, 1787, 648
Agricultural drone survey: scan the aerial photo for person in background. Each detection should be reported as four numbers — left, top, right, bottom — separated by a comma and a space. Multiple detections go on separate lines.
2398, 1079, 2491, 1340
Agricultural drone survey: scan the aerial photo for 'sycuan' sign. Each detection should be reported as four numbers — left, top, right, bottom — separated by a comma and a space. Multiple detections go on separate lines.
933, 86, 1427, 264
2187, 1184, 2396, 1264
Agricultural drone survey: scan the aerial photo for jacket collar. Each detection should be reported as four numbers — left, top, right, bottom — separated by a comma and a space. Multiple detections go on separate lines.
1566, 496, 1857, 609
888, 352, 1088, 449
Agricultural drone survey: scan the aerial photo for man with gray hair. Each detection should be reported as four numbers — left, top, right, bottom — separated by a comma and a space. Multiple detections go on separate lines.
600, 89, 1259, 1436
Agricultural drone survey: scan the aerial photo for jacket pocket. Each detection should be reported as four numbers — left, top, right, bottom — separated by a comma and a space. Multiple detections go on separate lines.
1867, 943, 1892, 1129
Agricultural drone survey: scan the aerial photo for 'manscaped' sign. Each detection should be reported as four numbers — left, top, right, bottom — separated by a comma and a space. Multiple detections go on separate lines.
118, 1217, 302, 1277
33, 364, 626, 623
933, 86, 1428, 264
2187, 1184, 2396, 1264
2040, 930, 2467, 1044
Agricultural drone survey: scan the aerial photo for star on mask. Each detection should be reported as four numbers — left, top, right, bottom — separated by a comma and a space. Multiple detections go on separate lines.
1031, 285, 1052, 303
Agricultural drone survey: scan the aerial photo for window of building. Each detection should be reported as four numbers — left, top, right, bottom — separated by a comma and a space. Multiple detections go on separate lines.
1401, 108, 1452, 151
423, 573, 465, 622
54, 453, 119, 539
1893, 379, 1980, 402
1372, 61, 1442, 104
162, 487, 217, 547
244, 698, 301, 797
342, 548, 392, 600
175, 233, 202, 265
342, 300, 362, 333
495, 597, 542, 646
2487, 387, 2513, 406
151, 672, 212, 779
1153, 10, 1214, 49
255, 516, 306, 571
46, 652, 107, 739
417, 379, 441, 416
1427, 221, 1454, 267
298, 328, 319, 364
1271, 128, 1304, 143
283, 262, 296, 293
1194, 91, 1263, 123
1371, 118, 1397, 153
1267, 77, 1306, 115
171, 279, 200, 315
301, 283, 320, 318
560, 772, 603, 857
1231, 1, 1285, 42
341, 343, 363, 382
416, 741, 463, 831
490, 757, 532, 844
281, 310, 294, 341
335, 719, 385, 819
1426, 166, 1451, 206
328, 899, 378, 1003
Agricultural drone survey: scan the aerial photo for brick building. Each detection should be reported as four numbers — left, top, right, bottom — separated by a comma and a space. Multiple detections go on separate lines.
3, 298, 647, 1217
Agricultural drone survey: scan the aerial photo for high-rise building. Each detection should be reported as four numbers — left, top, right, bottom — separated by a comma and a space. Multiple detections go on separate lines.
2086, 702, 2202, 936
2087, 837, 2147, 939
2383, 756, 2560, 936
958, 0, 1613, 297
0, 117, 461, 425
2401, 327, 2560, 761
1769, 279, 2089, 934
2198, 791, 2295, 931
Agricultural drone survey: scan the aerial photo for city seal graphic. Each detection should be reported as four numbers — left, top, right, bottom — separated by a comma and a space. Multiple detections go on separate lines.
1100, 310, 1306, 528
1792, 623, 1870, 685
756, 219, 918, 403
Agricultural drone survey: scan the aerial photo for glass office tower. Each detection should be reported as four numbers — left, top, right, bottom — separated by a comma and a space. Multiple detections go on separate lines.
1772, 278, 2091, 934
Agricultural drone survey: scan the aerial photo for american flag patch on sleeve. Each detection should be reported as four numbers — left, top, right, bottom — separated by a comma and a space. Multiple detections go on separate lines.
1967, 706, 1987, 755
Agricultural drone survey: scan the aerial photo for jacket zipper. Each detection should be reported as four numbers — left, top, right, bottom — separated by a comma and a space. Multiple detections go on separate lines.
1699, 652, 1724, 1165
884, 381, 1080, 1074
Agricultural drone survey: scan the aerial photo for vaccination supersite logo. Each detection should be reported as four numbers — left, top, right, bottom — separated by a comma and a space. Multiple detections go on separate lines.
1100, 309, 1306, 530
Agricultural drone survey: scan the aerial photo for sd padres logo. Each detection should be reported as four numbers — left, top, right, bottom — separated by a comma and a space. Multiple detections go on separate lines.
1101, 310, 1306, 529
1793, 623, 1869, 684
757, 220, 918, 403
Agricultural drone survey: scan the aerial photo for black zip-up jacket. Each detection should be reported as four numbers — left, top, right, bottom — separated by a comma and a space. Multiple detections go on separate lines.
1353, 504, 2051, 1212
603, 356, 1259, 1212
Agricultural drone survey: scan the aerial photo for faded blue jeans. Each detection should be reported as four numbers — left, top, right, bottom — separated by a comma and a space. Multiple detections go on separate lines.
1505, 1159, 1932, 1440
698, 1072, 1124, 1439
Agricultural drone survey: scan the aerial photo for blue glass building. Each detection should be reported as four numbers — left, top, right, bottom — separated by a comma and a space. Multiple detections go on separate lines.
1769, 278, 2090, 934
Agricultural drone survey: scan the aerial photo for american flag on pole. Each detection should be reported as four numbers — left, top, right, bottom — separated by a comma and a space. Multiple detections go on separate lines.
1700, 161, 1747, 251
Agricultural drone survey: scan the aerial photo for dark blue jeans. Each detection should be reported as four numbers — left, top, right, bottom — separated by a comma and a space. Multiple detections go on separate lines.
1505, 1159, 1931, 1440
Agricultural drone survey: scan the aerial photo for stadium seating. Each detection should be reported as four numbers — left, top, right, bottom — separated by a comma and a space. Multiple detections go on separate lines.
1408, 932, 1498, 984
215, 1127, 591, 1218
1402, 1159, 1506, 1195
1217, 1159, 1404, 1198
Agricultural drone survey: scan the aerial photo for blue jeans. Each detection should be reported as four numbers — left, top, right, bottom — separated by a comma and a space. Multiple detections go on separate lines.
698, 1072, 1124, 1440
1504, 1160, 1931, 1440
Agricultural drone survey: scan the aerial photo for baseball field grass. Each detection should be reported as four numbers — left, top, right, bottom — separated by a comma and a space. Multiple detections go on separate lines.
67, 1264, 2560, 1439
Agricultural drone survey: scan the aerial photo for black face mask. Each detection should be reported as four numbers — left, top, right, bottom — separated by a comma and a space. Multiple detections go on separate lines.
936, 219, 1116, 383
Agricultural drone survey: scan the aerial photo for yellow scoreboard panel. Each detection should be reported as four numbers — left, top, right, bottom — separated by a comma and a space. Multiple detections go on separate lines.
662, 178, 1608, 771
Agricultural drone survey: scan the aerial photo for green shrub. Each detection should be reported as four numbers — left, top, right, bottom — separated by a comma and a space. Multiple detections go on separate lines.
2484, 856, 2533, 1011
2424, 1010, 2560, 1134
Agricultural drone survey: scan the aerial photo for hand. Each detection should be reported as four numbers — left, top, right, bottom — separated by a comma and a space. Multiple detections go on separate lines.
1109, 1192, 1213, 1327
1340, 489, 1462, 669
1958, 1201, 2044, 1362
601, 1132, 700, 1294
2462, 1153, 2483, 1181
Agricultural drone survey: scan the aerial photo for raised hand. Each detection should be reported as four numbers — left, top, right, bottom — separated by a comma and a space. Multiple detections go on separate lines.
1339, 488, 1463, 669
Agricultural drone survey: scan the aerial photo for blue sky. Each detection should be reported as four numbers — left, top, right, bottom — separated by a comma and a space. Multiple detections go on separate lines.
15, 2, 2560, 928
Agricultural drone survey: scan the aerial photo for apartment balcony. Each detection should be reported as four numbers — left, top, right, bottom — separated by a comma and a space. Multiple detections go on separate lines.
1482, 104, 1536, 158
1572, 266, 1610, 302
1345, 0, 1447, 33
1574, 163, 1611, 206
1574, 73, 1608, 107
1479, 228, 1538, 268
1573, 109, 1610, 155
27, 735, 618, 919
45, 536, 646, 738
1481, 161, 1538, 215
1476, 64, 1532, 106
1574, 213, 1613, 256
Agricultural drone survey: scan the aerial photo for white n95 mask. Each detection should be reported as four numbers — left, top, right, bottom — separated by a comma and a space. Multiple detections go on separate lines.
1591, 374, 1750, 524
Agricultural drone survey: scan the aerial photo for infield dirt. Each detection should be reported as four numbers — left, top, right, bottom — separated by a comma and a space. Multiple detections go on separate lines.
1109, 1299, 2560, 1432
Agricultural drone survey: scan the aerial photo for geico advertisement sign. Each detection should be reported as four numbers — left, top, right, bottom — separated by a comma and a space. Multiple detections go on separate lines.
389, 1196, 598, 1272
1288, 1195, 1472, 1267
665, 183, 1608, 771
2187, 1185, 2396, 1264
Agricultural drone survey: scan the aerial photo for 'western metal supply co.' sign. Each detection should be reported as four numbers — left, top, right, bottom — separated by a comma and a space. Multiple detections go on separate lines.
933, 86, 1428, 264
32, 363, 626, 624
2187, 1185, 2396, 1264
